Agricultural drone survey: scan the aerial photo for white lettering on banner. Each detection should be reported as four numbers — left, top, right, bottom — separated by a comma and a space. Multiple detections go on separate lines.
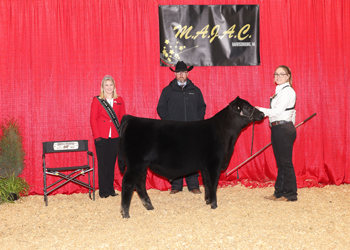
232, 42, 255, 47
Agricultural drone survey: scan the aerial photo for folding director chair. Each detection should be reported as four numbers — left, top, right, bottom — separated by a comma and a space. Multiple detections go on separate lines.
42, 140, 95, 206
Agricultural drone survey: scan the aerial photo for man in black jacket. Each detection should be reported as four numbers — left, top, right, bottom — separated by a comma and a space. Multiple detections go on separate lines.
157, 61, 206, 194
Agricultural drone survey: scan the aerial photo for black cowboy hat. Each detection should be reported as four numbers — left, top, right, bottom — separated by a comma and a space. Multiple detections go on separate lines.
170, 61, 194, 72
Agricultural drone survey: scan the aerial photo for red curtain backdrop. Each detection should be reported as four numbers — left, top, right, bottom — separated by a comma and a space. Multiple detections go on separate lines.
0, 0, 349, 195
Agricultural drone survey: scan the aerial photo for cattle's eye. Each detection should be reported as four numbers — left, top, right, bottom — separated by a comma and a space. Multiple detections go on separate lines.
237, 107, 240, 110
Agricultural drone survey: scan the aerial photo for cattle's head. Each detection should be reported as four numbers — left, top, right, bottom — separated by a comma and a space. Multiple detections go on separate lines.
230, 96, 265, 122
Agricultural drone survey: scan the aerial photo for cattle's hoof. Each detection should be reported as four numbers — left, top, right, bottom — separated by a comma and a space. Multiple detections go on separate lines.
121, 210, 130, 219
210, 204, 218, 209
205, 200, 211, 205
145, 205, 154, 210
121, 213, 130, 219
141, 200, 154, 210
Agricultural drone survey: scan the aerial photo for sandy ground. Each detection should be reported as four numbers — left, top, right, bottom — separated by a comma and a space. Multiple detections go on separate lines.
1, 183, 350, 250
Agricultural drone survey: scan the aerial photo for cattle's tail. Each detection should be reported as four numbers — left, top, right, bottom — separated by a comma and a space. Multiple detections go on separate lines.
118, 117, 127, 174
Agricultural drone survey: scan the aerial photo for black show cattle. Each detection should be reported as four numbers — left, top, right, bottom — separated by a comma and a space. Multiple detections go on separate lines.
118, 96, 264, 218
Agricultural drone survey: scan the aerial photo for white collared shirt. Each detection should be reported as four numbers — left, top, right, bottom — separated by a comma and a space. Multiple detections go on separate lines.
259, 82, 296, 124
106, 98, 113, 137
177, 81, 187, 87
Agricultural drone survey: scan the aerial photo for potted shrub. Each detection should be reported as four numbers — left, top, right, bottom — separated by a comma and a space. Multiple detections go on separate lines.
0, 117, 30, 203
0, 173, 30, 203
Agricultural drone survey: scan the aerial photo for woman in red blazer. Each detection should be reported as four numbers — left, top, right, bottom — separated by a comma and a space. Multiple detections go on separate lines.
90, 75, 126, 198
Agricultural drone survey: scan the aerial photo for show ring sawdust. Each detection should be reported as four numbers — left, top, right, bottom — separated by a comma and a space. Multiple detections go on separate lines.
1, 184, 350, 250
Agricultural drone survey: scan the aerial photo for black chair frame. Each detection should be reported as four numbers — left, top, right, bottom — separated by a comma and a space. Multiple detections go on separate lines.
42, 140, 95, 205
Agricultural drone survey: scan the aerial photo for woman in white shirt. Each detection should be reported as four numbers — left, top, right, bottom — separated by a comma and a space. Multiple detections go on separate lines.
257, 65, 297, 202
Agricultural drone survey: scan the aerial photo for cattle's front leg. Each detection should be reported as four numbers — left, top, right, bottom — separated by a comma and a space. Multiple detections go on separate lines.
135, 168, 154, 211
201, 171, 211, 205
210, 198, 218, 209
209, 186, 218, 209
205, 188, 211, 205
208, 169, 221, 209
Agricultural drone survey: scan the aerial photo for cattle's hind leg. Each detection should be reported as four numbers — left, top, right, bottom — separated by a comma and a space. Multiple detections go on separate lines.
135, 168, 154, 211
121, 167, 144, 218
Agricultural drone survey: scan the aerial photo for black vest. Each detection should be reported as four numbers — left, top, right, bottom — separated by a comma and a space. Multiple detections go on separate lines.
270, 85, 296, 111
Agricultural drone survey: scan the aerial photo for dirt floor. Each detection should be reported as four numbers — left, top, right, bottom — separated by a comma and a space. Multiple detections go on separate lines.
1, 183, 350, 250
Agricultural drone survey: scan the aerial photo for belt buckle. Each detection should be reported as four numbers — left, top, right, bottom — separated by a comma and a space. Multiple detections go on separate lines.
271, 121, 280, 126
272, 120, 289, 126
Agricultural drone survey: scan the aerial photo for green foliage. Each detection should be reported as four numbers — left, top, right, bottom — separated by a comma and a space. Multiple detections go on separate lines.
0, 117, 29, 204
0, 117, 25, 177
0, 173, 30, 204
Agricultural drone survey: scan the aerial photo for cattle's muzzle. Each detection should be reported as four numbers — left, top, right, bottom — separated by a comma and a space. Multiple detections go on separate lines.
252, 108, 265, 121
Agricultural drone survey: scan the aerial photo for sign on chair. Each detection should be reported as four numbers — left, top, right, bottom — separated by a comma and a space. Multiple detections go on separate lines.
53, 141, 79, 151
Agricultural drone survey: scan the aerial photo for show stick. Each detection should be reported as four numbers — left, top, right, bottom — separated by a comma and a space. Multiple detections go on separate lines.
225, 113, 317, 177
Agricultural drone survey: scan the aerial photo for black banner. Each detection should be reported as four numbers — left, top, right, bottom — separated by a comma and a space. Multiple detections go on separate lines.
159, 5, 260, 67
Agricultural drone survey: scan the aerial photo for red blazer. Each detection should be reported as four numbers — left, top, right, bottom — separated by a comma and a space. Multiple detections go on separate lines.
90, 96, 126, 140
